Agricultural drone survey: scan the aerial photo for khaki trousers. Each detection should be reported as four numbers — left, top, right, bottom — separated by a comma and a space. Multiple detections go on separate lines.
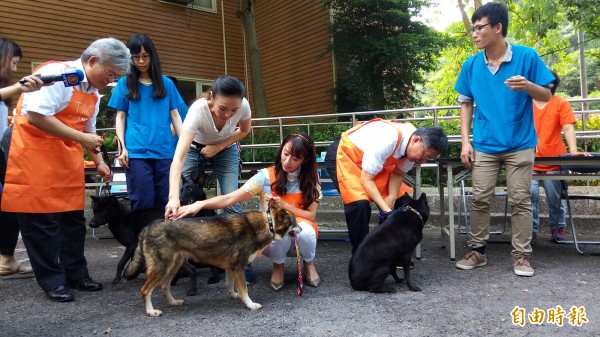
468, 148, 535, 257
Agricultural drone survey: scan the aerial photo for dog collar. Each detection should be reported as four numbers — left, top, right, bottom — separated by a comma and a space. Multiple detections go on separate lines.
266, 210, 275, 234
400, 205, 424, 224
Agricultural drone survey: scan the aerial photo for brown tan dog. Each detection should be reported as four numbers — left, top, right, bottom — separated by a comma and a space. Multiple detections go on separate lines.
124, 200, 300, 317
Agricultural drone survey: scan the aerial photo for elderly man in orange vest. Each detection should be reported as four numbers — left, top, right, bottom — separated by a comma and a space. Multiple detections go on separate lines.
324, 119, 448, 253
2, 38, 130, 302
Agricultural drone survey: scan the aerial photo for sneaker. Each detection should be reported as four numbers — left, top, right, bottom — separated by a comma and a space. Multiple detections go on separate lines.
513, 256, 534, 277
554, 227, 566, 243
531, 232, 537, 246
244, 264, 255, 285
550, 228, 558, 242
456, 251, 487, 270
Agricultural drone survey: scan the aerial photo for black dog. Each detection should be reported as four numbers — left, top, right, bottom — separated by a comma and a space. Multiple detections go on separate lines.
88, 196, 179, 284
348, 192, 429, 293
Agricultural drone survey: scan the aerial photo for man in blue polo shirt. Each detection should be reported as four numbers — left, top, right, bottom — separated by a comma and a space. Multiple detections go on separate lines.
454, 2, 555, 277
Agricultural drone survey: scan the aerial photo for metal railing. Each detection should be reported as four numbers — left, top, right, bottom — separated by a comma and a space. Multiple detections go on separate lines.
95, 97, 600, 161
241, 97, 600, 161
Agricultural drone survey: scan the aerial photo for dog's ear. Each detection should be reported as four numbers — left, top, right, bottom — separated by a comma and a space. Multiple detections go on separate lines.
275, 208, 298, 232
393, 193, 412, 210
275, 208, 287, 222
268, 198, 277, 209
90, 195, 99, 204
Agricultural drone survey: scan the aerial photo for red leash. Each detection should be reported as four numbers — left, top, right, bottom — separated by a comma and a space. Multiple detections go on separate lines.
294, 233, 303, 296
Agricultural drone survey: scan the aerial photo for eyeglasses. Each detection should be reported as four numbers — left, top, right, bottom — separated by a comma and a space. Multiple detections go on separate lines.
132, 54, 151, 62
469, 23, 493, 34
420, 142, 439, 162
102, 65, 121, 82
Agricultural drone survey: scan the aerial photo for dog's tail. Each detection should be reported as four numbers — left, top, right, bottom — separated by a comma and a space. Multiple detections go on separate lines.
124, 243, 145, 280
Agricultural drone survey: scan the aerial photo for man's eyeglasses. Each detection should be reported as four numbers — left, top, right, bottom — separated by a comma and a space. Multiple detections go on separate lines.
103, 66, 120, 82
420, 142, 439, 162
469, 23, 493, 34
132, 54, 151, 62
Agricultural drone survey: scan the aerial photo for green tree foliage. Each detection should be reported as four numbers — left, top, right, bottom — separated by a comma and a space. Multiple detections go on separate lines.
324, 0, 449, 113
425, 0, 600, 105
562, 0, 600, 40
423, 21, 474, 108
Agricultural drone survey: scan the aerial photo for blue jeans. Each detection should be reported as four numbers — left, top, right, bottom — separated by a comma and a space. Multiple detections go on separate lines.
126, 158, 172, 210
182, 144, 242, 214
531, 170, 566, 233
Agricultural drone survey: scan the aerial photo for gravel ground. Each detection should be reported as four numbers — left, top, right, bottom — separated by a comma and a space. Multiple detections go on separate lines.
1, 220, 599, 337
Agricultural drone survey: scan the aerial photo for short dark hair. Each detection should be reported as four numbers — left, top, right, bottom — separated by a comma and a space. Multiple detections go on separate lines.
211, 75, 245, 99
414, 126, 448, 157
549, 70, 560, 95
472, 2, 509, 37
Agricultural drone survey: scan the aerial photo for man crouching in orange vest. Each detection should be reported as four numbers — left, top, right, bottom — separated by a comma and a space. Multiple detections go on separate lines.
324, 119, 448, 254
1, 38, 131, 302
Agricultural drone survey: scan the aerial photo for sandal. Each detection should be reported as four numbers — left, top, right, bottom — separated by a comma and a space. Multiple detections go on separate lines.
0, 260, 33, 276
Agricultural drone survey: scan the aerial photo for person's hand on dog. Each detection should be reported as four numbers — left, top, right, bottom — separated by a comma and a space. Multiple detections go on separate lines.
174, 201, 203, 219
269, 196, 286, 210
164, 198, 181, 220
378, 208, 402, 224
383, 195, 396, 211
117, 148, 129, 169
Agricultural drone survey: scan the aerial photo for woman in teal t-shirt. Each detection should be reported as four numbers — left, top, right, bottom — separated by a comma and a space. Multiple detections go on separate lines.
108, 32, 184, 210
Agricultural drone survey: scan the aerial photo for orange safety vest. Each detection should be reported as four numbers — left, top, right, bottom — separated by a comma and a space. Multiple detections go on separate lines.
335, 118, 412, 204
2, 62, 98, 213
267, 166, 318, 237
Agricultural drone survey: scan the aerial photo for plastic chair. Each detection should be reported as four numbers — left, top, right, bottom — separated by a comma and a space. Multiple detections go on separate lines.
457, 179, 509, 235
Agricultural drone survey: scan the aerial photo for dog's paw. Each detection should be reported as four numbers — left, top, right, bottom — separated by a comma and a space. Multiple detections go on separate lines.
146, 309, 163, 317
187, 288, 198, 296
228, 291, 240, 300
246, 302, 262, 310
407, 285, 421, 292
169, 299, 185, 306
112, 277, 121, 285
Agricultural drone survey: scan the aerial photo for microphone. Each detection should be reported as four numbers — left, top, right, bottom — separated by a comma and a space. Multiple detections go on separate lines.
19, 68, 84, 87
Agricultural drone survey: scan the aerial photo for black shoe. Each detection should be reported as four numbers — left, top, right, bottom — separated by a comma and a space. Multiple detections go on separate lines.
69, 276, 103, 291
46, 285, 74, 302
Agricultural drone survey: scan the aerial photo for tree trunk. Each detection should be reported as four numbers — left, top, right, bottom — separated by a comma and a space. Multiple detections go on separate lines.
457, 0, 483, 34
237, 0, 269, 118
457, 0, 471, 34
